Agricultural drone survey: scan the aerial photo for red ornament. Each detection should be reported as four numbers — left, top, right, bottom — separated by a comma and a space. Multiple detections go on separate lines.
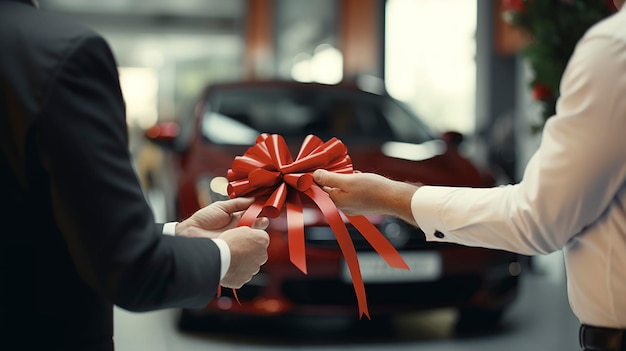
532, 82, 552, 101
502, 0, 525, 12
227, 133, 410, 319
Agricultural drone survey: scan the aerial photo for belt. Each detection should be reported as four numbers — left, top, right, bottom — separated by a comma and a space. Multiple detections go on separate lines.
579, 324, 626, 351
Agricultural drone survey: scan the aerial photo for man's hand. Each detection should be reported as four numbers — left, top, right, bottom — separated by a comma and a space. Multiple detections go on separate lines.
313, 169, 420, 226
216, 226, 270, 289
173, 197, 271, 288
176, 197, 269, 237
178, 225, 270, 289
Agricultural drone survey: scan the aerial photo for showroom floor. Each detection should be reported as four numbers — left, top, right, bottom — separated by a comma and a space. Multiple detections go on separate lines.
113, 253, 581, 351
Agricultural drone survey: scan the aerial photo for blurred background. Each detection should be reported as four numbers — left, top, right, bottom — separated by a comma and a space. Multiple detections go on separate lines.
38, 0, 591, 350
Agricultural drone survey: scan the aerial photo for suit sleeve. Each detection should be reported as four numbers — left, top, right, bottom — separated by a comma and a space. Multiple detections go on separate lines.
36, 32, 221, 311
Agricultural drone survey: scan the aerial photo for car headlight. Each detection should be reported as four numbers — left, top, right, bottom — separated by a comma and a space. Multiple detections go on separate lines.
196, 175, 230, 207
380, 217, 411, 248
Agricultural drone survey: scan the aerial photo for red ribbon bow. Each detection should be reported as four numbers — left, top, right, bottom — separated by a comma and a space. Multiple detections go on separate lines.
227, 133, 409, 319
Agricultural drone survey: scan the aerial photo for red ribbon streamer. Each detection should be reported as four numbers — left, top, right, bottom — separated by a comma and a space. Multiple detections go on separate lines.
227, 133, 409, 319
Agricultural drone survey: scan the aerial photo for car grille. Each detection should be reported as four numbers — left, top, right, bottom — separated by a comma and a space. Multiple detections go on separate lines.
282, 275, 482, 307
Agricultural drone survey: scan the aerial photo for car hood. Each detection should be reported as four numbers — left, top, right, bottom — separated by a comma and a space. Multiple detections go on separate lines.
343, 140, 483, 188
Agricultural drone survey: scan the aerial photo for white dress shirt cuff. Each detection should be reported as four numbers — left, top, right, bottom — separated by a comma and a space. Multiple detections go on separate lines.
162, 222, 177, 236
211, 238, 231, 281
410, 185, 450, 242
161, 222, 231, 280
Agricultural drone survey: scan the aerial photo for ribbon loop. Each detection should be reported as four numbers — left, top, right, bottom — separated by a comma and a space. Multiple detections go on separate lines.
283, 173, 313, 191
249, 169, 282, 188
261, 183, 288, 218
232, 155, 271, 174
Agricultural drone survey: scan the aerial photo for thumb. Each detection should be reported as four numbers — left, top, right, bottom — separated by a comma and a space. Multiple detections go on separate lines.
313, 169, 344, 188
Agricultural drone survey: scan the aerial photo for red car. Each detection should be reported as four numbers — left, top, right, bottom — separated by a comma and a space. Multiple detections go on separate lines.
145, 79, 521, 331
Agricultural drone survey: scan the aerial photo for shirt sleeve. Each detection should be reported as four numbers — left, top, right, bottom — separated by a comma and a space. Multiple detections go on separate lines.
411, 35, 626, 256
162, 222, 231, 280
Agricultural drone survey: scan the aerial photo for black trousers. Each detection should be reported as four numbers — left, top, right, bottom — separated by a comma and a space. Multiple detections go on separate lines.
579, 325, 626, 351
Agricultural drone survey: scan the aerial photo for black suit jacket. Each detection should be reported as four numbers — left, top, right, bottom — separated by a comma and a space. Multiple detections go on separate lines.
0, 1, 221, 349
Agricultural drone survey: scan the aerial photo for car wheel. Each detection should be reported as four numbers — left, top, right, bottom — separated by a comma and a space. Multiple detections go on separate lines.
454, 307, 505, 335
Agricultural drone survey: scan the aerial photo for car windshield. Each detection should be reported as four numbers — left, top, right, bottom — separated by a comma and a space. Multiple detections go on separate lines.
201, 85, 436, 145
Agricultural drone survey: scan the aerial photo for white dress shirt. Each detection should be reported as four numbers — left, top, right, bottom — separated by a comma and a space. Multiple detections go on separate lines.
411, 8, 626, 329
162, 222, 231, 280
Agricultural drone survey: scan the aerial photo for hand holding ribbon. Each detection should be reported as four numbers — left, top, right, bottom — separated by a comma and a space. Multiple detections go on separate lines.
227, 133, 410, 319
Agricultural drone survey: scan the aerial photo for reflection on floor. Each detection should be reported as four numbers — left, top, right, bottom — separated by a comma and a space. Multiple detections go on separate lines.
114, 253, 580, 351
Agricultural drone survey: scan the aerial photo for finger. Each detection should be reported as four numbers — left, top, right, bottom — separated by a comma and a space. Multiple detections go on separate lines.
215, 197, 256, 214
319, 185, 333, 194
321, 186, 342, 200
252, 217, 270, 230
182, 226, 221, 239
223, 211, 244, 229
230, 211, 243, 222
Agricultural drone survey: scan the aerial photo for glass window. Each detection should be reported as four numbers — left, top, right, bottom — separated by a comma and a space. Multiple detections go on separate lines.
201, 86, 435, 145
385, 0, 477, 135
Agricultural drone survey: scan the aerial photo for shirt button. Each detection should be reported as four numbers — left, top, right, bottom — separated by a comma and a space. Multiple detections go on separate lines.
434, 231, 445, 239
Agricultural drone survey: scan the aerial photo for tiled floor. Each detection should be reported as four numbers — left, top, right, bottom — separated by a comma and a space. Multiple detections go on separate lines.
113, 253, 580, 351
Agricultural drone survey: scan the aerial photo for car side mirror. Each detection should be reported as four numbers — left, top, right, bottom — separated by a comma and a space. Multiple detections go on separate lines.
441, 131, 464, 148
144, 122, 180, 150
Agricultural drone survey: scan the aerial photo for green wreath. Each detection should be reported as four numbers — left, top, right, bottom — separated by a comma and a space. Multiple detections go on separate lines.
501, 0, 616, 122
